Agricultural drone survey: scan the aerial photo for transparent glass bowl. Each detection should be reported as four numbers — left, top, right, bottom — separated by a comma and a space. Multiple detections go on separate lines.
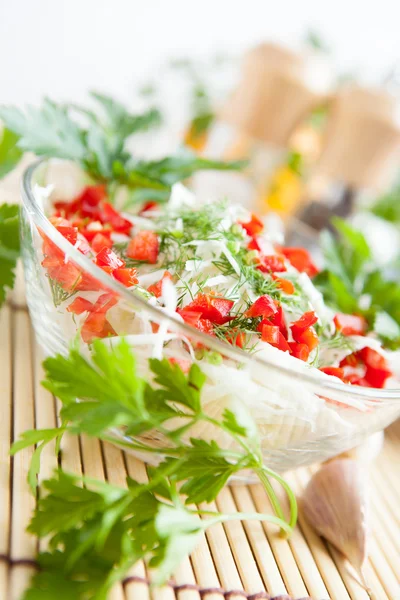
21, 160, 400, 473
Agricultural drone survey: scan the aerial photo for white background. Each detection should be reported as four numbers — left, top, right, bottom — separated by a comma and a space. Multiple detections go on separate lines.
0, 0, 399, 106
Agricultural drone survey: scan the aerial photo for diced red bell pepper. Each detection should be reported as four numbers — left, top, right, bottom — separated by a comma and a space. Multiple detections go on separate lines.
75, 271, 105, 292
56, 225, 78, 246
43, 260, 83, 292
272, 276, 295, 295
289, 342, 310, 361
247, 237, 261, 251
240, 213, 264, 236
81, 313, 116, 344
364, 365, 392, 388
113, 267, 139, 287
357, 347, 387, 371
280, 247, 319, 277
91, 233, 113, 253
177, 308, 215, 336
101, 202, 132, 234
147, 271, 173, 298
295, 326, 319, 351
182, 294, 234, 325
270, 304, 288, 337
334, 313, 367, 336
196, 318, 215, 336
261, 324, 290, 351
226, 330, 246, 348
126, 231, 159, 264
80, 224, 111, 242
95, 248, 125, 269
92, 292, 118, 313
319, 366, 345, 379
66, 297, 93, 315
177, 309, 203, 327
339, 353, 359, 368
290, 311, 318, 339
257, 254, 287, 273
139, 201, 158, 215
245, 295, 277, 319
79, 185, 107, 207
260, 324, 280, 345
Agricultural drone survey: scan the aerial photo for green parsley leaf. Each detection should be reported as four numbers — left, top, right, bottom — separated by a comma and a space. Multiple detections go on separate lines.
370, 184, 400, 223
0, 128, 23, 178
315, 217, 400, 348
0, 100, 87, 160
0, 203, 20, 306
13, 340, 298, 595
0, 95, 244, 201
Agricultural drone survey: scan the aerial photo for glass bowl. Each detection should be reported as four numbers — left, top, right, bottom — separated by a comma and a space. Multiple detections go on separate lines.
20, 159, 400, 473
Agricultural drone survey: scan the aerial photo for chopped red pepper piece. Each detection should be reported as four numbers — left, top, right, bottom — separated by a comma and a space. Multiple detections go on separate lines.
319, 366, 345, 379
260, 324, 280, 345
226, 330, 246, 348
358, 347, 387, 370
245, 295, 277, 319
113, 268, 139, 287
127, 231, 159, 264
181, 294, 234, 325
95, 248, 125, 269
91, 233, 113, 253
177, 308, 216, 336
147, 271, 173, 298
295, 327, 319, 351
240, 213, 264, 236
101, 202, 132, 234
289, 342, 310, 361
334, 314, 367, 336
291, 311, 318, 339
247, 237, 261, 251
272, 276, 295, 295
364, 365, 392, 388
80, 224, 111, 242
261, 324, 290, 351
67, 297, 94, 315
139, 201, 158, 215
269, 304, 288, 337
56, 225, 78, 245
81, 313, 116, 344
257, 254, 287, 273
281, 247, 319, 277
42, 258, 82, 292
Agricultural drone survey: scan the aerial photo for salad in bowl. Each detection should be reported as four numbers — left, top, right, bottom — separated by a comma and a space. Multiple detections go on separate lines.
1, 93, 399, 473
20, 159, 400, 472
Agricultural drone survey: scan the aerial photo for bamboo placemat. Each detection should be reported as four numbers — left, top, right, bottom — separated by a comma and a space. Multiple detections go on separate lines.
2, 295, 400, 600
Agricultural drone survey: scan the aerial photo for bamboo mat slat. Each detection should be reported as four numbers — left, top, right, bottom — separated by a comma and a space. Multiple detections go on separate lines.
2, 301, 400, 600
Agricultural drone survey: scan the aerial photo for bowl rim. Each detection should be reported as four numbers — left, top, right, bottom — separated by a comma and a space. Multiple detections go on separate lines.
21, 158, 400, 402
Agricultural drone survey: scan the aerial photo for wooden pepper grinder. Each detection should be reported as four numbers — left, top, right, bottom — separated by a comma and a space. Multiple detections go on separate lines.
192, 42, 331, 210
297, 84, 400, 231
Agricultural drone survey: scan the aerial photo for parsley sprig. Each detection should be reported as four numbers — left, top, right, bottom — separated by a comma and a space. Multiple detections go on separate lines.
12, 339, 297, 598
0, 203, 20, 307
314, 217, 400, 348
0, 93, 244, 203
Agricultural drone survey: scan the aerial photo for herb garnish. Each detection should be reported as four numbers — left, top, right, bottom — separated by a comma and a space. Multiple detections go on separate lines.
12, 339, 297, 598
0, 93, 245, 204
0, 203, 20, 307
315, 217, 400, 348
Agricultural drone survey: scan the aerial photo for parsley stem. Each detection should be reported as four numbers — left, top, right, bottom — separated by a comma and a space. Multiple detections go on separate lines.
261, 466, 298, 530
255, 468, 287, 533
